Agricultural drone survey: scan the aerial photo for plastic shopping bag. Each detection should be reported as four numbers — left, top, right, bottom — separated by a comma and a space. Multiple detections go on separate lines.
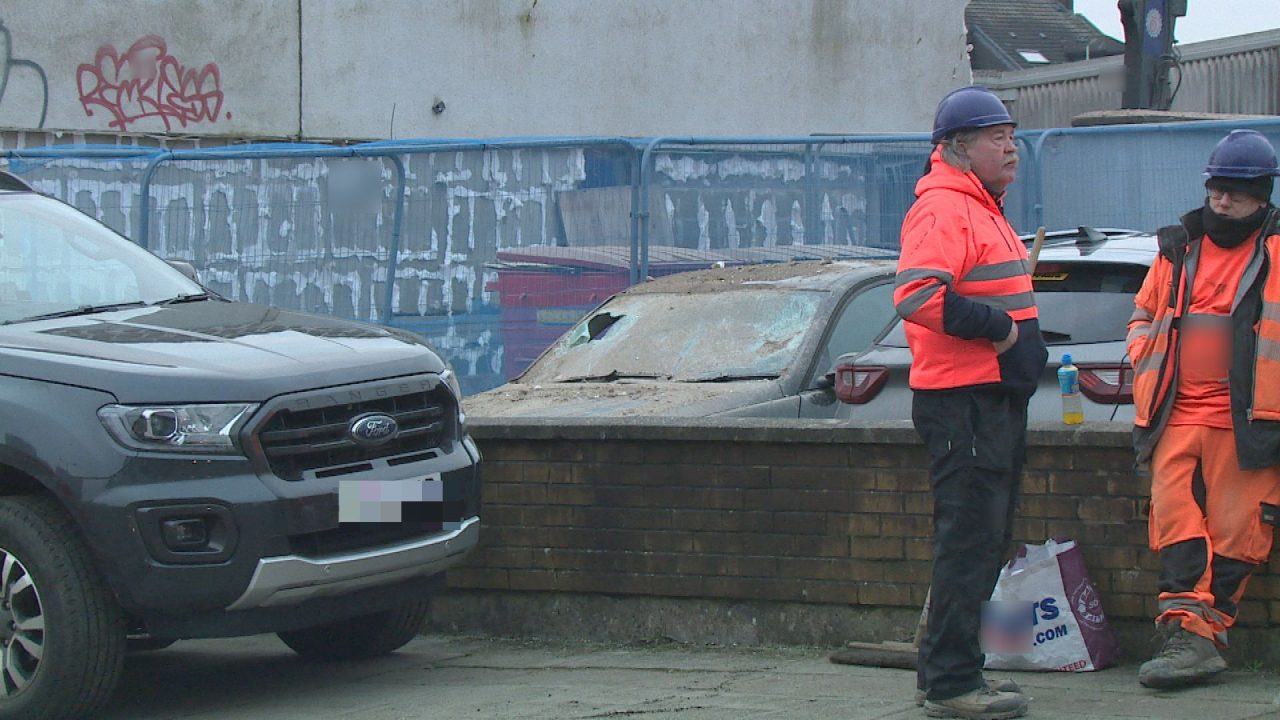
982, 539, 1118, 672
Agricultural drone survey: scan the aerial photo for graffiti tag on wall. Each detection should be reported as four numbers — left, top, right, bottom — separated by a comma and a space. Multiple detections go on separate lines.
76, 35, 229, 131
0, 18, 49, 128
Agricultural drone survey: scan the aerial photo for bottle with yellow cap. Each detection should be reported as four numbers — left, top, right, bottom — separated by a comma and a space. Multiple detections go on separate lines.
1058, 354, 1083, 425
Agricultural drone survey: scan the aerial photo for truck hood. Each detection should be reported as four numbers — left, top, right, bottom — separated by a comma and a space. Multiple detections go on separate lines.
0, 301, 446, 403
465, 380, 782, 418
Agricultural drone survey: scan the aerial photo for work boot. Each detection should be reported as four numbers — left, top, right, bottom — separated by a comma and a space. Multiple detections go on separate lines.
1138, 626, 1227, 689
923, 687, 1028, 719
916, 678, 1023, 707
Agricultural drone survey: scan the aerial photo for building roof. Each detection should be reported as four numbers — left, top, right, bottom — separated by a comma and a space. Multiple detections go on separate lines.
967, 0, 1125, 71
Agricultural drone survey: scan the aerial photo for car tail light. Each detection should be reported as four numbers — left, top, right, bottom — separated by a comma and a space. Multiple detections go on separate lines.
1077, 363, 1134, 404
834, 364, 889, 404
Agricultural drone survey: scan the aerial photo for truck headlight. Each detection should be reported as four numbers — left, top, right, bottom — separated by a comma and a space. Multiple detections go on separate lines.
441, 368, 466, 427
98, 404, 257, 454
441, 368, 463, 400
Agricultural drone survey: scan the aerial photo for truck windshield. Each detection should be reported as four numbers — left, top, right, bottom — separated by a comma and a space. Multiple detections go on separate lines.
0, 194, 202, 325
520, 289, 824, 384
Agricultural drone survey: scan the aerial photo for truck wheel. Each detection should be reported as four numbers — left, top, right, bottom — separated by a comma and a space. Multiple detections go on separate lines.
0, 495, 125, 720
276, 600, 429, 660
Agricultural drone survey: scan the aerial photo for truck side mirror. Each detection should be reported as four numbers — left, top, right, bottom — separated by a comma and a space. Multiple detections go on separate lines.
166, 259, 199, 282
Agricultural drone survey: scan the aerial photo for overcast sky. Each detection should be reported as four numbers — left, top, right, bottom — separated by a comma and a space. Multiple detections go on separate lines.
1073, 0, 1280, 44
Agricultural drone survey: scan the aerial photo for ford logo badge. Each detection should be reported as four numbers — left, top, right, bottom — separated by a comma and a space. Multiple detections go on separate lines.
349, 413, 399, 447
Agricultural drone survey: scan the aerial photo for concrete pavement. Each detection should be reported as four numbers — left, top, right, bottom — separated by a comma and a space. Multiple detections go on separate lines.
101, 634, 1279, 719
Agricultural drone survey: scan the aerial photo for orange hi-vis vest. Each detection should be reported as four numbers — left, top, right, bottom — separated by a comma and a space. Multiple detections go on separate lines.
894, 147, 1039, 391
1165, 236, 1254, 429
1128, 207, 1280, 469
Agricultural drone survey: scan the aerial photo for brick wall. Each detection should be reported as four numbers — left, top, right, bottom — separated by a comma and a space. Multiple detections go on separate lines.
452, 418, 1279, 643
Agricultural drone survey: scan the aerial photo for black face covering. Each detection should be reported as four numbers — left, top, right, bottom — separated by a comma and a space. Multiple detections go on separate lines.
1202, 202, 1270, 248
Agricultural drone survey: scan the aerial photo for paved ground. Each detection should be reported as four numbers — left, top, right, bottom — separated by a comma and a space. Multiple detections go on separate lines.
101, 634, 1279, 719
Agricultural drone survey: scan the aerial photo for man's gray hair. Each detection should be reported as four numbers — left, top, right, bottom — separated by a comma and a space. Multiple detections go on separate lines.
940, 128, 983, 172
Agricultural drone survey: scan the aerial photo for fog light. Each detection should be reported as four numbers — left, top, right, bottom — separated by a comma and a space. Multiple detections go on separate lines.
161, 518, 209, 551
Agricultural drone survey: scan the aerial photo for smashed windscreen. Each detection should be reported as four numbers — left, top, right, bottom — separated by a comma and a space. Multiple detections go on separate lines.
520, 289, 825, 384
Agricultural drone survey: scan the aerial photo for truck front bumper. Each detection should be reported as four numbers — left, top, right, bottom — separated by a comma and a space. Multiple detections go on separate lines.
228, 516, 479, 610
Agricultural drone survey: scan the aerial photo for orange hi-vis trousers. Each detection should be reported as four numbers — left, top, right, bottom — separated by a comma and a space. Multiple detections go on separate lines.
1149, 424, 1280, 646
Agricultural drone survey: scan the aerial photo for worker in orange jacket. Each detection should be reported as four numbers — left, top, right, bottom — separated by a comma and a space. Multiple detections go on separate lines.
894, 86, 1047, 720
1128, 129, 1280, 689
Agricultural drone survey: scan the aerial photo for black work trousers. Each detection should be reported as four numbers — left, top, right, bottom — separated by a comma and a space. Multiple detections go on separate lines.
912, 388, 1028, 702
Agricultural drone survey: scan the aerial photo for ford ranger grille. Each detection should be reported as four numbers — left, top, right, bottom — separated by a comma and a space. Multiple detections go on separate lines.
257, 388, 454, 481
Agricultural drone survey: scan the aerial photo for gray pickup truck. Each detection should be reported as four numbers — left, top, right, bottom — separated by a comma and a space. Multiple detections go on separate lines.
0, 172, 481, 720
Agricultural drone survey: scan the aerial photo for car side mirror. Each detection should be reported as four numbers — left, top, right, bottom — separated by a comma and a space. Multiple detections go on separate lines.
812, 373, 835, 391
166, 259, 199, 281
833, 361, 889, 405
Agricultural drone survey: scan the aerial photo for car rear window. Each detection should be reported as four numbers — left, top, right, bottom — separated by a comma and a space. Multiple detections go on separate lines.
878, 261, 1149, 347
1031, 262, 1147, 344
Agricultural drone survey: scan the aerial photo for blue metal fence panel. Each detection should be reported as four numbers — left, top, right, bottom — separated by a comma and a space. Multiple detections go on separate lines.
1, 140, 641, 395
6, 121, 1279, 395
3, 148, 159, 240
385, 141, 638, 393
636, 135, 1044, 268
143, 154, 402, 323
1032, 119, 1280, 233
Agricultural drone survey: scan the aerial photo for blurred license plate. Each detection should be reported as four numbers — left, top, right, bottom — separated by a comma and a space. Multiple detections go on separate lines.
338, 475, 442, 523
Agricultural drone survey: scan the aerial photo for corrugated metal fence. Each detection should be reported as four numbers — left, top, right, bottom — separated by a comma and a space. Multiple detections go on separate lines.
4, 119, 1280, 393
984, 30, 1280, 130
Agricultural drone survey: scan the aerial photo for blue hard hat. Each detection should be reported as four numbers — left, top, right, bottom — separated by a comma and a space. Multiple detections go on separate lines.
1204, 129, 1280, 178
931, 86, 1016, 144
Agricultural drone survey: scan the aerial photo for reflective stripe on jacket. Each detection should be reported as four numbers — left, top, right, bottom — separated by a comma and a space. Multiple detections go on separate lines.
894, 147, 1043, 392
1128, 205, 1280, 469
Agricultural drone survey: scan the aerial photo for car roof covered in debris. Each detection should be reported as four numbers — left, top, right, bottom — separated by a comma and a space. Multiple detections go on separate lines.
621, 259, 897, 295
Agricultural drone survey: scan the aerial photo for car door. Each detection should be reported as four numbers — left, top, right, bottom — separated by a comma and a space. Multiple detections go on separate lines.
797, 278, 896, 418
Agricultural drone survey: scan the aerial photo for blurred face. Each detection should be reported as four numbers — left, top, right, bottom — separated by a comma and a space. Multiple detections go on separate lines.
1207, 185, 1266, 219
960, 125, 1019, 194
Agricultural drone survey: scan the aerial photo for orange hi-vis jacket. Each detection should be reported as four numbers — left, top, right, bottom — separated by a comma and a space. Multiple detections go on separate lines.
894, 147, 1045, 394
1128, 206, 1280, 470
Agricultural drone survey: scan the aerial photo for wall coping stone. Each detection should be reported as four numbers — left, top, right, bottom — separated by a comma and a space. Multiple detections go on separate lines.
468, 417, 1132, 448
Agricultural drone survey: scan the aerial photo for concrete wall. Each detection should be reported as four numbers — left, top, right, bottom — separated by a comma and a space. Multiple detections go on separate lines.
1, 0, 967, 140
302, 0, 967, 139
439, 418, 1280, 664
0, 0, 299, 136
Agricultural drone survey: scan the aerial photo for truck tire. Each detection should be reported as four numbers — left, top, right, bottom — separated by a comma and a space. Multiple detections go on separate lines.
0, 495, 125, 720
276, 600, 429, 660
126, 635, 177, 653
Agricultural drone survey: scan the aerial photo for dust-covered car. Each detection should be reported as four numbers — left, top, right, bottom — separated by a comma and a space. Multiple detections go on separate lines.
466, 258, 900, 418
